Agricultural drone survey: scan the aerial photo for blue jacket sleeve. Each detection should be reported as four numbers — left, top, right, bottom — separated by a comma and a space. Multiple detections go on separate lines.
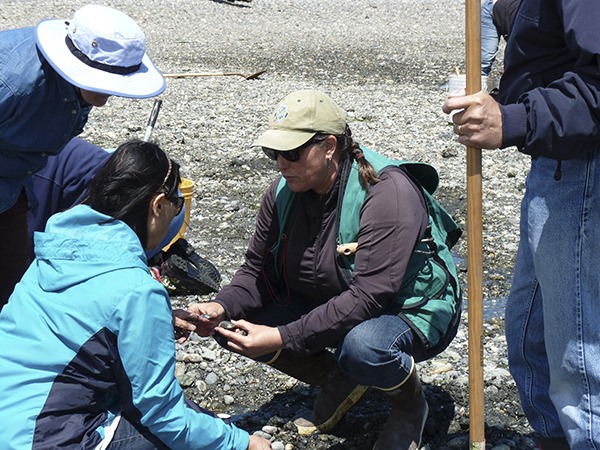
113, 283, 249, 450
501, 0, 600, 158
0, 79, 18, 127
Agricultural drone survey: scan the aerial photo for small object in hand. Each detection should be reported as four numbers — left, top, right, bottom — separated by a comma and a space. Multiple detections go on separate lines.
199, 314, 212, 320
218, 320, 248, 336
174, 328, 189, 340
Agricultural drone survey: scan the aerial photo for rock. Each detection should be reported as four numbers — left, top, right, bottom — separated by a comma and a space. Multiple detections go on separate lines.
205, 372, 218, 385
253, 430, 272, 440
202, 348, 217, 361
262, 425, 278, 434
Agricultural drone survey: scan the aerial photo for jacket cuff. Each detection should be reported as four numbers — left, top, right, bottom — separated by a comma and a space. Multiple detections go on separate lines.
499, 102, 527, 149
278, 323, 305, 355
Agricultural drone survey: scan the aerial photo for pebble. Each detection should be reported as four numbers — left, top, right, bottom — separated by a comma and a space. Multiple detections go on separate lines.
205, 372, 218, 385
253, 430, 272, 440
202, 348, 217, 361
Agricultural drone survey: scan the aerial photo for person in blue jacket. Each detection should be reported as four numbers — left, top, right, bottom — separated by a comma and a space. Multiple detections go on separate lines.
443, 0, 600, 448
0, 4, 166, 307
0, 140, 271, 450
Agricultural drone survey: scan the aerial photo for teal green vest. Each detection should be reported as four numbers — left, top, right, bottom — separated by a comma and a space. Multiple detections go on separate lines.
275, 147, 462, 354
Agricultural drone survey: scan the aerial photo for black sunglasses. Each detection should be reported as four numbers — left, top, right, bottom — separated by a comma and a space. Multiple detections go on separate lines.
262, 136, 327, 162
169, 196, 185, 216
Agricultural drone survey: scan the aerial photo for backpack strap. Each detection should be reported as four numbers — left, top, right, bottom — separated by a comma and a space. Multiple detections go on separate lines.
273, 177, 296, 280
337, 146, 441, 249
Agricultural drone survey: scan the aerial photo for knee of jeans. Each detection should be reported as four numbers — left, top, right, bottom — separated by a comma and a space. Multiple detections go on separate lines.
337, 347, 376, 384
338, 328, 390, 372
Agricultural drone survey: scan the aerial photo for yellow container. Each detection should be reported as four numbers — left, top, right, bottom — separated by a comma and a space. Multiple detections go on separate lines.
163, 177, 194, 251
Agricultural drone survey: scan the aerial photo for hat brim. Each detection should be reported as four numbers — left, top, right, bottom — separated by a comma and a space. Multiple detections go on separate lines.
36, 19, 166, 99
252, 129, 316, 151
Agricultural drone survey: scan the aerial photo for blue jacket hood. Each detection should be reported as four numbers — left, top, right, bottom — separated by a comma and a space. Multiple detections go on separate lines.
33, 204, 149, 292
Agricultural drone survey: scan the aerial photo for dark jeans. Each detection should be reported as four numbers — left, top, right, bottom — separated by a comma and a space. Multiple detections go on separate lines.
0, 191, 30, 309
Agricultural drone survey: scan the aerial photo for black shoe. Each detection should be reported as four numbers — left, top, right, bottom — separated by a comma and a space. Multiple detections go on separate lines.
161, 254, 221, 296
165, 239, 222, 286
148, 238, 222, 296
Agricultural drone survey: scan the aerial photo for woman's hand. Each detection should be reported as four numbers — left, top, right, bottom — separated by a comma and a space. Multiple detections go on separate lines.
172, 309, 200, 344
215, 319, 283, 359
248, 434, 272, 449
172, 302, 227, 343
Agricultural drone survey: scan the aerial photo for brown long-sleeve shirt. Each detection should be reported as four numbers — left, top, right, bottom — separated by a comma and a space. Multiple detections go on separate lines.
215, 165, 428, 356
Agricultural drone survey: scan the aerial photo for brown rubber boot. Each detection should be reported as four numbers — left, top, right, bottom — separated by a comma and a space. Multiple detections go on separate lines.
268, 350, 368, 435
373, 366, 428, 450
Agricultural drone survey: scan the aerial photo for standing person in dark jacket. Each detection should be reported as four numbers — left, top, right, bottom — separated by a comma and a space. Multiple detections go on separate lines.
0, 4, 166, 308
182, 89, 462, 449
442, 0, 600, 448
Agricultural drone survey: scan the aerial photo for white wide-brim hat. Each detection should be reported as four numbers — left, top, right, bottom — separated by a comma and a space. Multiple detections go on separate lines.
36, 4, 166, 99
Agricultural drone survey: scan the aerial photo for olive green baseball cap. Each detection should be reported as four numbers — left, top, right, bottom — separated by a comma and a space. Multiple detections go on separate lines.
253, 89, 347, 151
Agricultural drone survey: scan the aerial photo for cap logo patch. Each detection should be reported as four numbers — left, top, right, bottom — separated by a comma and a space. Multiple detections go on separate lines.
273, 104, 289, 123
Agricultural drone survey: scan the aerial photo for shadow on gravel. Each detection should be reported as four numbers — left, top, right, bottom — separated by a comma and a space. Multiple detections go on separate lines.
233, 383, 456, 449
232, 380, 539, 449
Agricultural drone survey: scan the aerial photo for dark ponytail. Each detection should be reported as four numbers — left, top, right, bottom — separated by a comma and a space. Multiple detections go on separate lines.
84, 140, 181, 248
336, 125, 379, 188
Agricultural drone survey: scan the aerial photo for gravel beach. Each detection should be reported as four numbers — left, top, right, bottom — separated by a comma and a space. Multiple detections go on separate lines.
2, 0, 536, 448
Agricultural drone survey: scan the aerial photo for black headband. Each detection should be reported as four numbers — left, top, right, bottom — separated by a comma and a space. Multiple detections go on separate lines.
65, 35, 142, 75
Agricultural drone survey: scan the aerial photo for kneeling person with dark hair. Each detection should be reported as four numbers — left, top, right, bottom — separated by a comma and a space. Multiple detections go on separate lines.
0, 140, 270, 450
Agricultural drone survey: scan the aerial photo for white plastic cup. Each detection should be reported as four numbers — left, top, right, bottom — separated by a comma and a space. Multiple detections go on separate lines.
447, 74, 488, 123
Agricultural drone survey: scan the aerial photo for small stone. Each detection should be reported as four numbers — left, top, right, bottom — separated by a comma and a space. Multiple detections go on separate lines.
183, 353, 203, 363
447, 435, 469, 449
205, 372, 218, 385
491, 445, 512, 450
262, 425, 278, 434
253, 430, 272, 440
202, 348, 217, 361
174, 362, 186, 379
284, 378, 297, 390
178, 373, 195, 388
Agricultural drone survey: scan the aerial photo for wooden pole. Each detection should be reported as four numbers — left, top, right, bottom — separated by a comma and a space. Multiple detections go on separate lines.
465, 0, 485, 448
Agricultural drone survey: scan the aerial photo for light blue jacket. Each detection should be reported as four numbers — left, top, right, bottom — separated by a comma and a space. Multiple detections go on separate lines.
0, 27, 91, 212
0, 205, 249, 449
